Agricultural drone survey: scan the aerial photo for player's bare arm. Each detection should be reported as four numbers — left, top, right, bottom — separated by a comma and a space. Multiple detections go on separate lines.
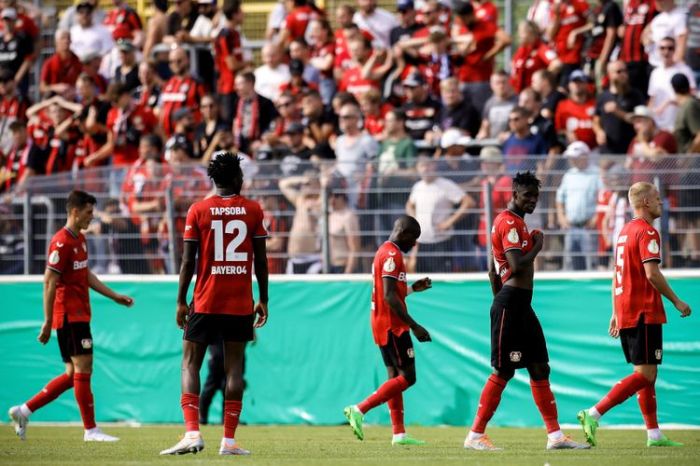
410, 277, 432, 293
176, 241, 198, 329
252, 237, 269, 328
87, 270, 134, 307
487, 254, 502, 296
609, 282, 619, 338
383, 277, 431, 342
643, 261, 692, 318
39, 268, 60, 345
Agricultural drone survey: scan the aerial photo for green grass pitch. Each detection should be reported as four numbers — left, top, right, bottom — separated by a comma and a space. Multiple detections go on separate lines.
1, 425, 699, 465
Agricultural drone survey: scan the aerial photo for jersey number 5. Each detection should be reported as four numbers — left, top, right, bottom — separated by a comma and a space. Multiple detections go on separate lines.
212, 219, 247, 262
614, 244, 624, 295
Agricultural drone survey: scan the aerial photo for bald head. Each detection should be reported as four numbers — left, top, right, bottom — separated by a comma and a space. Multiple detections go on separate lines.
393, 215, 421, 236
169, 47, 189, 76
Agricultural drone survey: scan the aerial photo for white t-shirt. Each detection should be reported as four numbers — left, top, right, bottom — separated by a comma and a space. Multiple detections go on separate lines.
648, 6, 688, 67
70, 23, 114, 58
648, 61, 696, 131
254, 64, 290, 101
352, 8, 399, 48
409, 177, 465, 244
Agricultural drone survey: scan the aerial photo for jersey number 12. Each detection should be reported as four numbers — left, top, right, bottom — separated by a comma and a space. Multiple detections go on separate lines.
212, 219, 247, 262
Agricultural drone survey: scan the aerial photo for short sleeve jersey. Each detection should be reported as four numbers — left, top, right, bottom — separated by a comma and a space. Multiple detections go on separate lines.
613, 217, 666, 329
46, 227, 90, 329
183, 194, 268, 316
491, 210, 533, 283
371, 241, 409, 346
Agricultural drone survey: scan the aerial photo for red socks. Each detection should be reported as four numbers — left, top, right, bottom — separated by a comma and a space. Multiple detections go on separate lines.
637, 385, 659, 429
74, 373, 96, 430
530, 379, 560, 433
596, 372, 650, 416
471, 374, 507, 434
224, 400, 242, 438
357, 375, 409, 414
388, 394, 405, 435
26, 373, 74, 412
181, 393, 200, 432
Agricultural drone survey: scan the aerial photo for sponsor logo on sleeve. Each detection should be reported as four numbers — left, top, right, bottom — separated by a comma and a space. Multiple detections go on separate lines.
407, 348, 415, 358
49, 250, 60, 265
383, 257, 396, 273
655, 349, 662, 360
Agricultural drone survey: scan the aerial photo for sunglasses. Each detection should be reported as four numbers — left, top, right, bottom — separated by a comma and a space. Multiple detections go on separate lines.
277, 102, 293, 108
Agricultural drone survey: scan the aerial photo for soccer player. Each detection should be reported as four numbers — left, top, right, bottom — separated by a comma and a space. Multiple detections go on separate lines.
344, 215, 432, 446
160, 152, 269, 456
8, 190, 134, 442
578, 182, 692, 447
463, 172, 589, 451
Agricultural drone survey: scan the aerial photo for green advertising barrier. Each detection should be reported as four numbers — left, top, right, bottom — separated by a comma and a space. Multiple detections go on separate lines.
1, 275, 699, 427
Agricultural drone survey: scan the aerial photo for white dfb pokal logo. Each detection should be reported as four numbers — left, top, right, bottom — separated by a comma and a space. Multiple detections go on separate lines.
655, 349, 662, 360
509, 351, 522, 362
407, 348, 415, 359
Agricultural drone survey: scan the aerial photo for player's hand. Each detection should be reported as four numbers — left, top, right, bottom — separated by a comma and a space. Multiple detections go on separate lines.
254, 302, 268, 328
37, 321, 52, 345
412, 277, 432, 293
608, 314, 619, 338
176, 302, 189, 329
412, 324, 431, 342
114, 294, 134, 307
674, 300, 691, 317
531, 229, 544, 250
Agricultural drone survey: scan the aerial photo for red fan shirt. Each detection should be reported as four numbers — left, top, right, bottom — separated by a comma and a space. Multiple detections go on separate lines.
214, 27, 243, 94
474, 0, 498, 25
40, 52, 82, 89
550, 0, 590, 65
338, 65, 380, 99
510, 40, 558, 93
103, 5, 143, 41
183, 194, 268, 315
46, 227, 90, 329
554, 98, 597, 149
106, 104, 158, 166
491, 209, 533, 283
282, 5, 319, 41
455, 18, 497, 83
613, 217, 665, 329
371, 241, 410, 346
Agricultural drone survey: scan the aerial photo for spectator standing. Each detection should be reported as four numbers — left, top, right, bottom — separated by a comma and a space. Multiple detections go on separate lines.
626, 105, 677, 184
686, 2, 700, 86
308, 18, 336, 104
477, 70, 517, 142
502, 106, 548, 173
232, 72, 279, 156
436, 77, 480, 138
160, 47, 206, 138
69, 2, 113, 59
584, 0, 623, 87
400, 72, 442, 141
279, 172, 323, 273
0, 68, 29, 156
0, 7, 33, 95
102, 0, 143, 46
112, 39, 139, 92
646, 0, 688, 68
510, 20, 561, 94
556, 141, 603, 270
40, 30, 82, 98
327, 179, 361, 274
132, 62, 161, 110
352, 0, 399, 49
215, 3, 245, 124
555, 70, 597, 150
254, 43, 291, 102
619, 0, 657, 94
2, 120, 45, 193
546, 0, 590, 85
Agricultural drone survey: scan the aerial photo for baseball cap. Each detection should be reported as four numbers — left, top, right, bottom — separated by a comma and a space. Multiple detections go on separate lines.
440, 128, 471, 148
116, 39, 135, 52
479, 146, 504, 163
569, 69, 591, 83
563, 141, 591, 158
80, 49, 101, 63
631, 105, 653, 120
1, 7, 17, 19
285, 121, 305, 134
289, 58, 304, 76
403, 72, 425, 88
397, 0, 414, 11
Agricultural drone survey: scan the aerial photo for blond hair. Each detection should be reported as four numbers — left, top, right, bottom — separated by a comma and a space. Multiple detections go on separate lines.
628, 182, 657, 208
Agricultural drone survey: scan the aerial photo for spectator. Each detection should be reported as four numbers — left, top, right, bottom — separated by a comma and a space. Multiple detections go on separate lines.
648, 36, 696, 132
160, 46, 206, 137
686, 1, 700, 86
265, 0, 288, 41
556, 141, 603, 270
103, 0, 143, 46
165, 108, 196, 161
232, 71, 279, 156
79, 50, 108, 94
326, 178, 360, 274
277, 0, 324, 48
531, 68, 566, 120
510, 20, 560, 94
215, 2, 246, 124
593, 60, 645, 156
389, 0, 420, 47
308, 18, 336, 104
74, 73, 111, 168
352, 0, 399, 48
289, 38, 321, 87
193, 95, 228, 160
646, 0, 688, 68
400, 72, 441, 141
452, 0, 510, 114
585, 0, 623, 87
301, 89, 335, 145
279, 58, 318, 99
358, 88, 390, 139
474, 146, 511, 268
0, 0, 39, 48
673, 73, 700, 154
546, 0, 590, 85
437, 128, 479, 188
477, 70, 517, 142
164, 0, 198, 44
26, 97, 82, 175
113, 39, 139, 92
472, 0, 498, 25
39, 30, 82, 99
502, 106, 548, 173
518, 87, 561, 154
619, 0, 657, 94
555, 69, 597, 150
279, 121, 313, 172
143, 0, 168, 57
406, 156, 473, 273
626, 105, 677, 184
0, 7, 33, 95
266, 91, 302, 146
254, 43, 291, 102
0, 68, 29, 156
2, 120, 45, 193
132, 61, 161, 110
179, 0, 219, 91
59, 0, 106, 33
332, 101, 378, 208
69, 1, 113, 59
338, 36, 391, 100
526, 0, 551, 34
279, 172, 323, 273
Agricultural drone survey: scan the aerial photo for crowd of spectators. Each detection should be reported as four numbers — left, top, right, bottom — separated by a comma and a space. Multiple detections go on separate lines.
1, 0, 700, 274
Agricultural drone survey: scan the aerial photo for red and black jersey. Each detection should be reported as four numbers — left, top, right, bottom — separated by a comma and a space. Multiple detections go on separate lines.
40, 52, 82, 90
613, 217, 665, 329
491, 209, 534, 283
46, 227, 91, 329
550, 0, 590, 65
371, 241, 410, 346
183, 194, 268, 316
214, 27, 243, 94
106, 104, 158, 166
160, 75, 206, 137
103, 5, 143, 41
620, 0, 657, 63
2, 140, 45, 192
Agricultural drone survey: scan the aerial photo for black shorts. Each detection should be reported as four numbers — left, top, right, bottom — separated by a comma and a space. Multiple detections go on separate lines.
620, 316, 663, 365
184, 311, 255, 344
490, 286, 549, 369
379, 331, 415, 369
56, 318, 93, 363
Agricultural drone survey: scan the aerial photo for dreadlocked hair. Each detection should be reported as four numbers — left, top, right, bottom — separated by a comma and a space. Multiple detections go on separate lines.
513, 171, 541, 190
207, 151, 243, 191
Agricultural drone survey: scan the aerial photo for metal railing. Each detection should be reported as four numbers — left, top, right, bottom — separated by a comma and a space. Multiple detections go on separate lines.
1, 154, 699, 275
